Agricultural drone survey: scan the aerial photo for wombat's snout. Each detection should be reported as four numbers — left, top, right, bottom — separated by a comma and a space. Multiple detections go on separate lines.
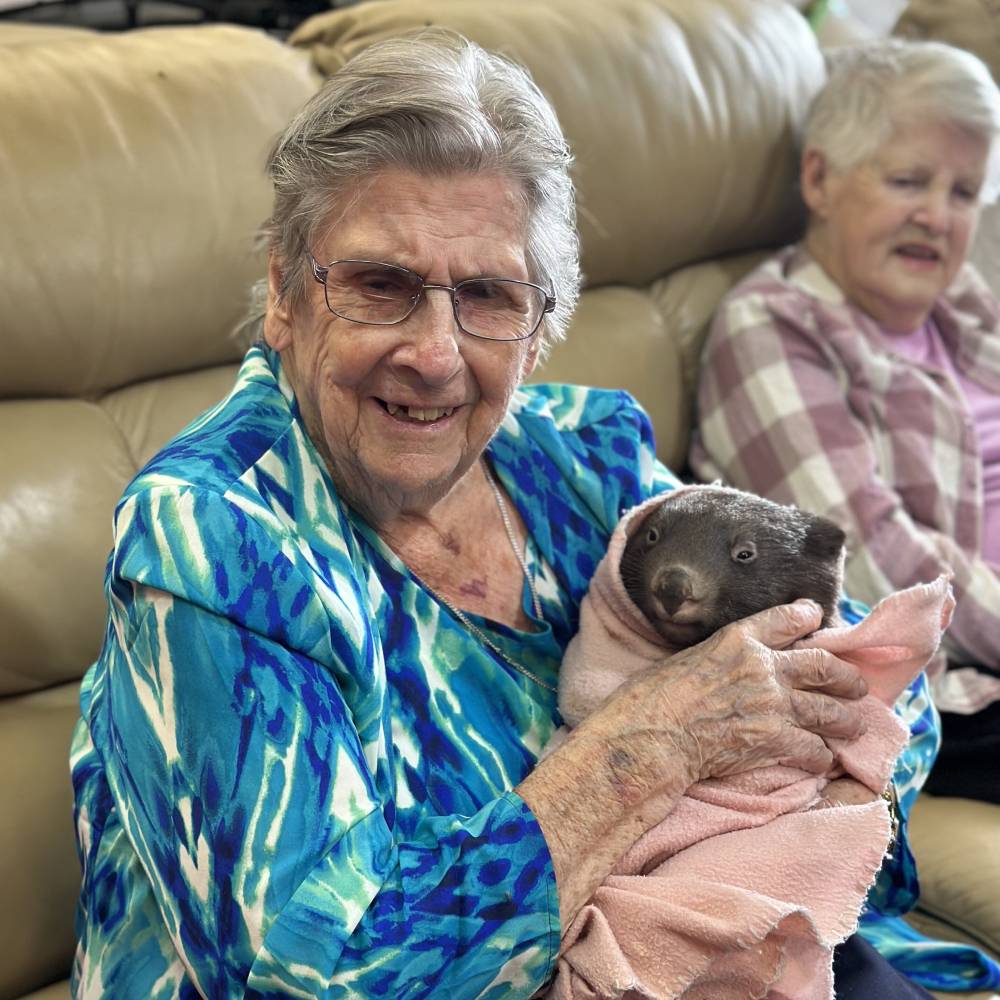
651, 566, 702, 617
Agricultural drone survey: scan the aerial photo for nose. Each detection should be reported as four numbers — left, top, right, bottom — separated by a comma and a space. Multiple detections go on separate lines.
912, 188, 952, 235
653, 567, 700, 616
391, 289, 463, 385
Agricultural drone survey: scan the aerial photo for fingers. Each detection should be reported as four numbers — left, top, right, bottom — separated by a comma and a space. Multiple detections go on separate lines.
790, 688, 866, 740
775, 730, 835, 775
781, 646, 868, 699
736, 599, 824, 649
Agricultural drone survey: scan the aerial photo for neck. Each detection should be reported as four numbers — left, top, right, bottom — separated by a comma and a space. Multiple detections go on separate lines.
376, 459, 537, 631
373, 458, 490, 549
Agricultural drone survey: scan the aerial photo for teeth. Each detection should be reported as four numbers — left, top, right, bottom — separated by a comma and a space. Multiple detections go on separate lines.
384, 402, 454, 421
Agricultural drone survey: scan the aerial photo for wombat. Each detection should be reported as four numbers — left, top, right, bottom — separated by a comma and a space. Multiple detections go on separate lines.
620, 488, 847, 649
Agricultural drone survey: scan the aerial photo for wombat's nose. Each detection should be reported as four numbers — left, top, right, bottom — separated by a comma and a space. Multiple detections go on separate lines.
654, 567, 698, 615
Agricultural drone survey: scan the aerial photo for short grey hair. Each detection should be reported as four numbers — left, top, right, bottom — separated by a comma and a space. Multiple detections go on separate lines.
240, 29, 580, 357
803, 38, 1000, 199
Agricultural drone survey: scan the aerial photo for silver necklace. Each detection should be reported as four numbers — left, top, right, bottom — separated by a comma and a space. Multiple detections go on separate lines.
485, 466, 544, 621
419, 465, 556, 694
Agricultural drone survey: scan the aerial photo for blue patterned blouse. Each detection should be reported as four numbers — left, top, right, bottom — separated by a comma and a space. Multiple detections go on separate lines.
71, 345, 942, 999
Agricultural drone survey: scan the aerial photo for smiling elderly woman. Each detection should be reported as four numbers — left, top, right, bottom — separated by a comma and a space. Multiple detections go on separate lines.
67, 31, 907, 1000
691, 39, 1000, 808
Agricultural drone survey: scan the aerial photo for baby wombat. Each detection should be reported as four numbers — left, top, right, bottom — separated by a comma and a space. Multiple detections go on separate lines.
620, 488, 846, 648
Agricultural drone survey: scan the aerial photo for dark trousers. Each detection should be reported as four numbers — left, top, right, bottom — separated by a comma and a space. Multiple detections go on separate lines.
923, 695, 1000, 804
833, 933, 935, 999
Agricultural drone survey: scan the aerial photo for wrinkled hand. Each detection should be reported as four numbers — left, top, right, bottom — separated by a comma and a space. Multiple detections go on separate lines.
576, 599, 868, 795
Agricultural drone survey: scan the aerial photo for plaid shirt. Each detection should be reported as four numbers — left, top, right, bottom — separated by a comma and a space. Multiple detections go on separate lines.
690, 245, 1000, 693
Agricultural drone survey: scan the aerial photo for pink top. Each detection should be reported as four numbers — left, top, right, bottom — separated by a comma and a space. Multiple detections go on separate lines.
888, 320, 1000, 565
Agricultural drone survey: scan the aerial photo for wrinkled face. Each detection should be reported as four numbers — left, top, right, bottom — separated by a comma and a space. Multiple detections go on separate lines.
619, 492, 845, 648
803, 119, 988, 332
264, 170, 541, 522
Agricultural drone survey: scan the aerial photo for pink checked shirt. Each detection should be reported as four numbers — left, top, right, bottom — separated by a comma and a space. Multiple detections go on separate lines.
690, 245, 1000, 689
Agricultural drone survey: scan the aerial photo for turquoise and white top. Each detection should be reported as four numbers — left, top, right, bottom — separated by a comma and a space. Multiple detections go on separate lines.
70, 344, 943, 999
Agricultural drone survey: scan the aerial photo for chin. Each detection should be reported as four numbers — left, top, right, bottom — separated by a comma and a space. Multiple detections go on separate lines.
654, 620, 713, 648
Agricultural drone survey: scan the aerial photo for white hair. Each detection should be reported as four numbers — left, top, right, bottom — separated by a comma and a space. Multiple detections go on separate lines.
803, 38, 1000, 199
239, 29, 580, 358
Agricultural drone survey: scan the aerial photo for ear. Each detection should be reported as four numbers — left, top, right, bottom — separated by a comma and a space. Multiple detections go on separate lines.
803, 514, 846, 561
800, 147, 834, 218
519, 336, 542, 382
263, 253, 294, 352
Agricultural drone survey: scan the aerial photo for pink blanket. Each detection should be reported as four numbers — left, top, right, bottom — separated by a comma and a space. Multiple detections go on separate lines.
545, 487, 954, 1000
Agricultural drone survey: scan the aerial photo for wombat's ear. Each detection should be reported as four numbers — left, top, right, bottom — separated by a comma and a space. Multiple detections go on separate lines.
803, 515, 846, 560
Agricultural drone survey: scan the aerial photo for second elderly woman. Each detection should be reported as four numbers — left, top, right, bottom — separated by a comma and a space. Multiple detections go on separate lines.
691, 39, 1000, 810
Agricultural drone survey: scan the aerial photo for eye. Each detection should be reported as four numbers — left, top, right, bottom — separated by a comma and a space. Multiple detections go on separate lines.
955, 184, 980, 204
731, 540, 757, 563
646, 527, 660, 544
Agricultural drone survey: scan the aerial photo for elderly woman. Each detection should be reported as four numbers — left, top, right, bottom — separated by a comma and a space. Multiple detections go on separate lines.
71, 32, 931, 1000
690, 39, 1000, 808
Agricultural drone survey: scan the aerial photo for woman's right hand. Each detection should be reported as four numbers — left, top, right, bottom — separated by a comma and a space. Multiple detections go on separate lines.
578, 598, 869, 794
517, 599, 869, 930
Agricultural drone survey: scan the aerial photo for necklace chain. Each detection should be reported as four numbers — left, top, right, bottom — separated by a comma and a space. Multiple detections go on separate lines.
485, 466, 544, 621
418, 464, 556, 694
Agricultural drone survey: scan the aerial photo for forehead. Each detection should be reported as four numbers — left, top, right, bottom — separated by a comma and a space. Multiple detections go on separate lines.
314, 169, 531, 273
871, 119, 989, 177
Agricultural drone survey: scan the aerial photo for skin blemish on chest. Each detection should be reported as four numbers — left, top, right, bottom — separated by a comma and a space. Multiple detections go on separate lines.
460, 579, 488, 598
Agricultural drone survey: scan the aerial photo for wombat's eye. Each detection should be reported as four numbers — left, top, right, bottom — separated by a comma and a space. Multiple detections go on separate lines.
732, 541, 757, 563
647, 527, 660, 544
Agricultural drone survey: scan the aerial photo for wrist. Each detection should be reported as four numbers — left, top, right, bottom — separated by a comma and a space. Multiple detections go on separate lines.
518, 727, 692, 928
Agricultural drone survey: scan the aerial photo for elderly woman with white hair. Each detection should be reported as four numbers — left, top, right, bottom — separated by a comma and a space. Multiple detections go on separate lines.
692, 38, 1000, 796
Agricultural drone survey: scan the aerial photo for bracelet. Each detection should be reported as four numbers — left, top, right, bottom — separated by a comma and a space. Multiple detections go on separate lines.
882, 783, 901, 848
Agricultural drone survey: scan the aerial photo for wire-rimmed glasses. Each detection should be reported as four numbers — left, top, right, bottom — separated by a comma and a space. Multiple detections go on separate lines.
308, 255, 555, 342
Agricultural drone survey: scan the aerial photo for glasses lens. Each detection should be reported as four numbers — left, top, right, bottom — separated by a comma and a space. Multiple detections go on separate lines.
455, 279, 545, 340
324, 261, 422, 324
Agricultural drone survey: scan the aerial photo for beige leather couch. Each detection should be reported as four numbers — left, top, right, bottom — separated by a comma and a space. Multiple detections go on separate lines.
1, 3, 997, 998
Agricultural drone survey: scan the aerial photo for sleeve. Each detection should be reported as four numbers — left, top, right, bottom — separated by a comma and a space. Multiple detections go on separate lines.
690, 293, 1000, 669
100, 485, 559, 1000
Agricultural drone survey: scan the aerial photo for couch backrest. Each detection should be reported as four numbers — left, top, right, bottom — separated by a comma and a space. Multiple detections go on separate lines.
0, 25, 316, 998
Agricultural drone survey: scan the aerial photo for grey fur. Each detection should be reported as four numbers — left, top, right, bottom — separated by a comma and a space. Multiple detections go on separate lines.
620, 489, 846, 648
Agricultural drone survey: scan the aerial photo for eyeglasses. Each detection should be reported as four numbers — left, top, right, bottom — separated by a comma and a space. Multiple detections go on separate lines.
308, 255, 556, 342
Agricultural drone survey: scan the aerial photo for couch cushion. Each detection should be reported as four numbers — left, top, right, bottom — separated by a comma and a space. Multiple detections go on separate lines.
0, 397, 133, 694
20, 982, 71, 1000
649, 249, 767, 448
908, 793, 1000, 957
0, 683, 81, 1000
0, 24, 315, 399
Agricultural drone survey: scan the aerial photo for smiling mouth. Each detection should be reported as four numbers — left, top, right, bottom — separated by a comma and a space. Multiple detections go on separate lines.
378, 399, 456, 423
896, 244, 941, 262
